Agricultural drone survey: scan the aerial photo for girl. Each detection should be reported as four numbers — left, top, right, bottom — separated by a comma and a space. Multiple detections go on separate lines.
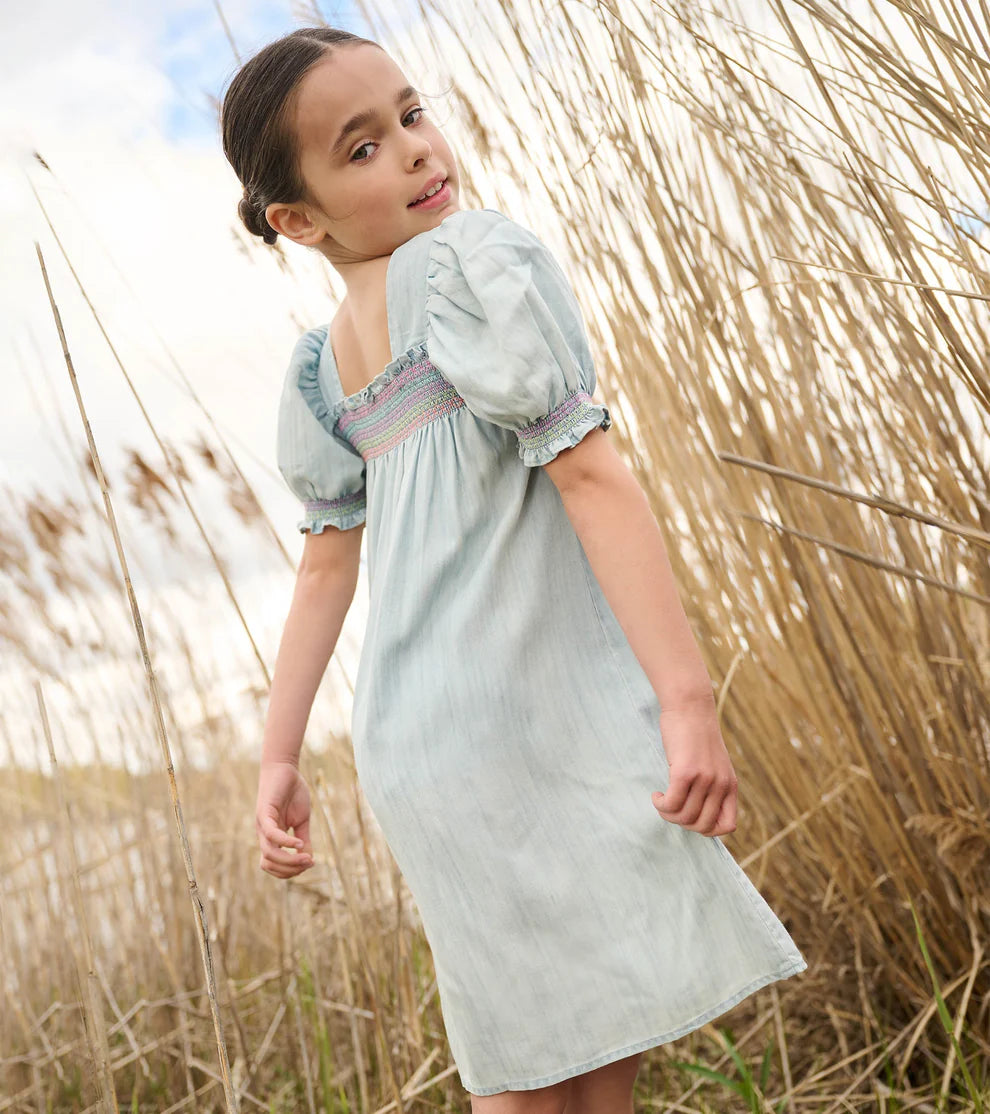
221, 27, 807, 1111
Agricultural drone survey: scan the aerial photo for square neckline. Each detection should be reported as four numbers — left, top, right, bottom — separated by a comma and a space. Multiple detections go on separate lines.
325, 217, 455, 407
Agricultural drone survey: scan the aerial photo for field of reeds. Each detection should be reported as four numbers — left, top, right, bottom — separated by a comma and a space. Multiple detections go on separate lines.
2, 0, 988, 1110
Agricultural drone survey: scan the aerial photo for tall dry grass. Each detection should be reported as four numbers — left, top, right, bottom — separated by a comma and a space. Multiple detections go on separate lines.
2, 0, 988, 1110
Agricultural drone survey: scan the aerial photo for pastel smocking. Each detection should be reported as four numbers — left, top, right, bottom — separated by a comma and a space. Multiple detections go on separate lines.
334, 346, 466, 461
274, 208, 807, 1096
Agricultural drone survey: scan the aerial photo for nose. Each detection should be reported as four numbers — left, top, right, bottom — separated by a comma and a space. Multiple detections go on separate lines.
405, 129, 432, 166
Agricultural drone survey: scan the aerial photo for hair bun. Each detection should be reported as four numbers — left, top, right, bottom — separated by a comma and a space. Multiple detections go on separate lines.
238, 186, 278, 245
221, 27, 378, 250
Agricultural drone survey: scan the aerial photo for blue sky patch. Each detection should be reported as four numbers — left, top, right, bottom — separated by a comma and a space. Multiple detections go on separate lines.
156, 1, 374, 146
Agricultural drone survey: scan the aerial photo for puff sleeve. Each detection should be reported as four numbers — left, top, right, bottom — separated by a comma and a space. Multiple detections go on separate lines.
425, 209, 612, 467
276, 328, 367, 533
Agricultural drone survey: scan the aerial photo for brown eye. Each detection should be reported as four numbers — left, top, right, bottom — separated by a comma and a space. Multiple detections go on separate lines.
351, 108, 427, 162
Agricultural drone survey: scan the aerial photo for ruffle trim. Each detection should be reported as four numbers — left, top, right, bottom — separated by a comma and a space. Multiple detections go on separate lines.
516, 396, 613, 467
324, 213, 494, 421
296, 327, 435, 430
334, 340, 431, 414
294, 326, 334, 433
296, 212, 500, 434
298, 491, 367, 534
425, 212, 614, 468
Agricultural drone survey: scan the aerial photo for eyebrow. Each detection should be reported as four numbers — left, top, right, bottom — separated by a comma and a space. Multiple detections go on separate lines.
330, 85, 419, 157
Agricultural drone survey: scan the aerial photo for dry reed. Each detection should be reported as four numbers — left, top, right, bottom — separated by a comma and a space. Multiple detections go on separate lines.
2, 1, 988, 1110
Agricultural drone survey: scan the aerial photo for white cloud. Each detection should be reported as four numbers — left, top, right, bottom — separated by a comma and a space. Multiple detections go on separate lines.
0, 1, 352, 506
0, 0, 382, 768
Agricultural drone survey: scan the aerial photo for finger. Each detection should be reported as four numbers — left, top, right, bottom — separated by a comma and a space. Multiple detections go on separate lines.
260, 854, 292, 878
259, 811, 303, 847
259, 854, 312, 878
652, 770, 692, 816
693, 787, 726, 835
258, 815, 304, 850
256, 821, 312, 865
715, 786, 738, 833
260, 860, 292, 879
259, 841, 314, 869
656, 774, 708, 825
291, 816, 313, 857
259, 832, 310, 864
678, 779, 712, 826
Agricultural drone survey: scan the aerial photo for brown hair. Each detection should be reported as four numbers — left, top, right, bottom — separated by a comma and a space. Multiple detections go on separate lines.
219, 27, 380, 245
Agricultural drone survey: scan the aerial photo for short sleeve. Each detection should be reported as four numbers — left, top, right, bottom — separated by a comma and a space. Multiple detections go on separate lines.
425, 209, 612, 467
276, 328, 367, 533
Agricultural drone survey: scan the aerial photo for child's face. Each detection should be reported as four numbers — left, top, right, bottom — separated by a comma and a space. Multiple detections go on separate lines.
271, 44, 461, 260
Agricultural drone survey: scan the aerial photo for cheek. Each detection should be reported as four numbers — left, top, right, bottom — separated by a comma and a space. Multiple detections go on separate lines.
431, 130, 457, 165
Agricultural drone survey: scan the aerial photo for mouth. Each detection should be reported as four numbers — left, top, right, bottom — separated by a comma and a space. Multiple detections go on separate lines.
408, 174, 451, 208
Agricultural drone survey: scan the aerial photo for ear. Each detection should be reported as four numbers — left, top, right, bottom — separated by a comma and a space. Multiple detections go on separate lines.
265, 202, 325, 247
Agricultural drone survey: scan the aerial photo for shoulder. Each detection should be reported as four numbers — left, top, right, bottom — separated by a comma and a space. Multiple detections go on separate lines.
279, 323, 331, 423
282, 324, 328, 399
427, 209, 565, 309
430, 207, 549, 265
287, 323, 329, 374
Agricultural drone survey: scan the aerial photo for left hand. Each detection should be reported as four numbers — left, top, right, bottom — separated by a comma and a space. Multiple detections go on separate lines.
256, 761, 315, 878
652, 699, 738, 837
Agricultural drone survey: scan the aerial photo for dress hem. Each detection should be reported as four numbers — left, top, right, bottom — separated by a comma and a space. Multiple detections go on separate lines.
458, 953, 808, 1096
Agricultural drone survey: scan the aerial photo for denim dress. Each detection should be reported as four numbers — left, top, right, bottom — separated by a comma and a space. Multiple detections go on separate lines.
276, 208, 808, 1096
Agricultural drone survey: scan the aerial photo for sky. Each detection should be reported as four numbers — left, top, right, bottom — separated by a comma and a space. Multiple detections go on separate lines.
1, 0, 985, 770
0, 0, 391, 520
0, 0, 963, 513
0, 0, 397, 767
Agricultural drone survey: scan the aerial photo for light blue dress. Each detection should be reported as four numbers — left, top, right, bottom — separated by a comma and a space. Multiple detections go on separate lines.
276, 208, 808, 1096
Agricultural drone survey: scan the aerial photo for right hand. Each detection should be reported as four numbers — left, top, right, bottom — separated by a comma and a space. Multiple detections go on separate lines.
652, 700, 738, 837
256, 761, 315, 878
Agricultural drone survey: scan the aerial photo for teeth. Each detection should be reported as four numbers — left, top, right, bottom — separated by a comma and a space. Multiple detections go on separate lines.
414, 179, 445, 203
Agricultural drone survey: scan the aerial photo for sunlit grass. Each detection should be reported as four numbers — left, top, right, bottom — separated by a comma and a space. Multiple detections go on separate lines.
2, 0, 988, 1109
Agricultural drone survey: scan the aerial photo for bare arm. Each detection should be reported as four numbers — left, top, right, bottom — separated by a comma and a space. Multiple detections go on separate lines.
257, 523, 364, 877
543, 428, 712, 710
262, 522, 365, 765
543, 428, 737, 836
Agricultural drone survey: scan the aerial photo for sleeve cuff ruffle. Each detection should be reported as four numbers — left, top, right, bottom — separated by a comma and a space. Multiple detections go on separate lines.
515, 390, 613, 467
298, 490, 367, 533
